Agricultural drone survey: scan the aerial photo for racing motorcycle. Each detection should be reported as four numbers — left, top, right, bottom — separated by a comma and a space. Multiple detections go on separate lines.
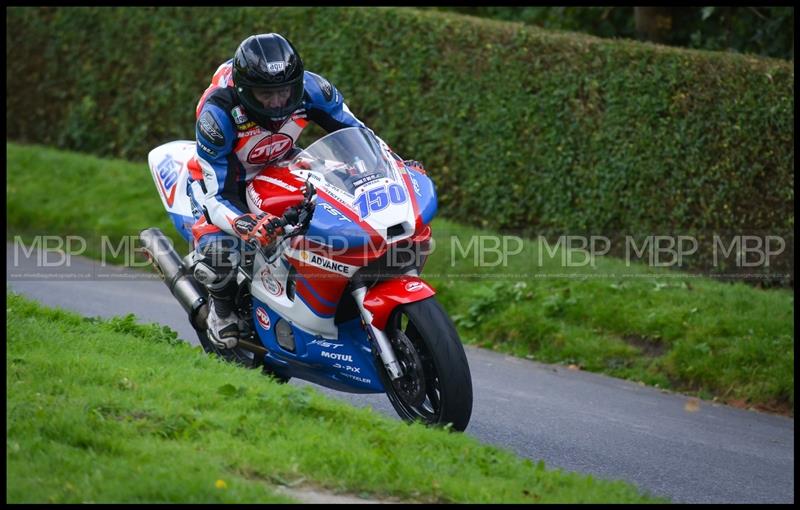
140, 127, 472, 431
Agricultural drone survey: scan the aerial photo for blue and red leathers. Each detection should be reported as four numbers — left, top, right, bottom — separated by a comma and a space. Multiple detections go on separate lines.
188, 59, 370, 248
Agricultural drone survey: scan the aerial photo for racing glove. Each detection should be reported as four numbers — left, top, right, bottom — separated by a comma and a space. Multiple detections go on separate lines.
231, 213, 283, 247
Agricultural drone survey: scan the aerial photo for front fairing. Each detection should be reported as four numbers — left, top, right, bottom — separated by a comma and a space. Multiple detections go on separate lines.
289, 128, 422, 248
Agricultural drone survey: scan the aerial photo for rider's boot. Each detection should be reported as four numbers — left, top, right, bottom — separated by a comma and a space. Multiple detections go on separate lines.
206, 282, 240, 349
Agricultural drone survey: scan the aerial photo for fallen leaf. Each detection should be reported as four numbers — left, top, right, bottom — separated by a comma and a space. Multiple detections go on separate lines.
684, 398, 700, 413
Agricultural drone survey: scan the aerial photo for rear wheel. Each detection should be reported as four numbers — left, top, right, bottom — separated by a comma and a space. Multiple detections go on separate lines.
379, 297, 473, 431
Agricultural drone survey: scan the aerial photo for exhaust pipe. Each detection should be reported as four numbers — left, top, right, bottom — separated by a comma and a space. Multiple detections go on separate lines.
139, 228, 269, 359
139, 228, 208, 330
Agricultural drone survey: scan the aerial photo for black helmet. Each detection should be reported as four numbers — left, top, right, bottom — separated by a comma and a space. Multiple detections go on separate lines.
232, 33, 305, 126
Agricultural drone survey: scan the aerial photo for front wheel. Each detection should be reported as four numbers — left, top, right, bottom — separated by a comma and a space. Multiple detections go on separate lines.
379, 297, 473, 431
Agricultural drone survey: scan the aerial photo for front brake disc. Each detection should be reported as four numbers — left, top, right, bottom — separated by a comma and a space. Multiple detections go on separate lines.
391, 330, 426, 406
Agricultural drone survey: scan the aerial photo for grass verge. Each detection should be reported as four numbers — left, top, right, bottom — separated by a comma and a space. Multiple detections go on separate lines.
6, 290, 664, 503
6, 141, 794, 414
423, 221, 794, 415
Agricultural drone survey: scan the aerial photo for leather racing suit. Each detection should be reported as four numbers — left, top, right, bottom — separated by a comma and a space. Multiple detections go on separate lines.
187, 59, 372, 326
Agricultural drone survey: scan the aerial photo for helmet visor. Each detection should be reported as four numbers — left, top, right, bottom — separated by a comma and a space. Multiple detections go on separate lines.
239, 78, 304, 121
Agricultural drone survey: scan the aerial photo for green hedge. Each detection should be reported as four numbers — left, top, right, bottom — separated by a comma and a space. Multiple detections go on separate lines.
6, 7, 794, 274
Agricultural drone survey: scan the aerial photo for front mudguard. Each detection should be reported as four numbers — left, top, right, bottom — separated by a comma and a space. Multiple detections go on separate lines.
362, 276, 435, 330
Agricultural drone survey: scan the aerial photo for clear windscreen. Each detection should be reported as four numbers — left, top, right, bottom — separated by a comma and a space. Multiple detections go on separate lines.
290, 127, 398, 195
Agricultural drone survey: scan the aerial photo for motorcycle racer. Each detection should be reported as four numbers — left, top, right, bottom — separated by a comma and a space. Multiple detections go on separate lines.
189, 33, 424, 348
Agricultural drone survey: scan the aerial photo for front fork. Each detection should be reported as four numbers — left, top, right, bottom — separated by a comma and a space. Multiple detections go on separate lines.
351, 286, 404, 381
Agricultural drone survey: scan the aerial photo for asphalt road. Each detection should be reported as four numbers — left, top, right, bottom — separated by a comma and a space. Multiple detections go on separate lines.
6, 242, 794, 503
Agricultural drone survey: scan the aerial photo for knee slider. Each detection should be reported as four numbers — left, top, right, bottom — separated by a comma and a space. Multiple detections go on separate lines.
193, 261, 228, 286
194, 241, 241, 289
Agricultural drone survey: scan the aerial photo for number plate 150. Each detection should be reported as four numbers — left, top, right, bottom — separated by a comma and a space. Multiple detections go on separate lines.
354, 183, 407, 219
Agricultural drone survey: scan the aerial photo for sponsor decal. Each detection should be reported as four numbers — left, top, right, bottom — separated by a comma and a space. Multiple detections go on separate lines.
266, 61, 286, 74
232, 106, 248, 125
341, 373, 371, 385
236, 121, 259, 132
333, 364, 361, 374
321, 202, 352, 222
313, 74, 334, 101
321, 351, 354, 362
323, 187, 353, 209
405, 281, 424, 292
410, 176, 422, 197
309, 253, 351, 275
256, 307, 271, 330
310, 339, 344, 350
198, 111, 224, 146
197, 140, 217, 157
351, 172, 381, 189
247, 183, 264, 208
156, 154, 179, 206
255, 175, 300, 192
234, 216, 256, 232
290, 248, 356, 276
260, 267, 283, 296
237, 127, 263, 138
247, 133, 294, 164
265, 279, 283, 296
